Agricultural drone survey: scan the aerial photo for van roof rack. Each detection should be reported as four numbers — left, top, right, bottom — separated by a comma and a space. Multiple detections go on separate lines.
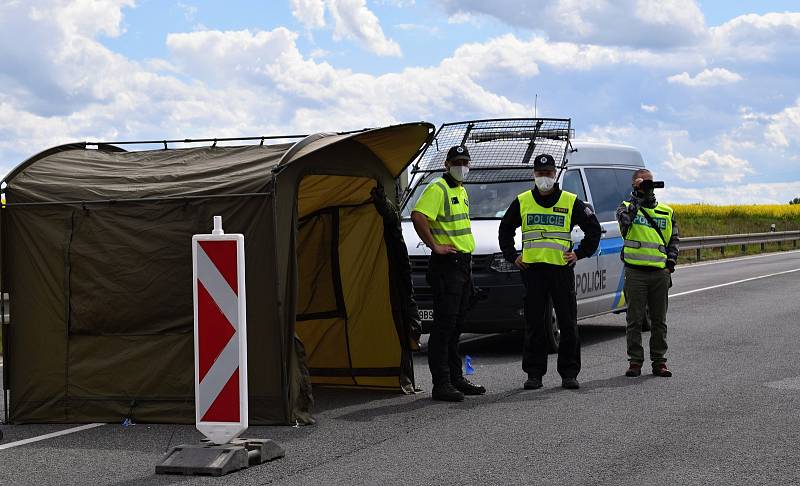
409, 117, 572, 184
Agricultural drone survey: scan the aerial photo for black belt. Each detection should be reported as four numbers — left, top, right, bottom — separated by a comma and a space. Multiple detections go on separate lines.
430, 252, 472, 266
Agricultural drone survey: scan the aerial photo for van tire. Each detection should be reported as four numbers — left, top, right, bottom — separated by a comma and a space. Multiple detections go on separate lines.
545, 298, 560, 353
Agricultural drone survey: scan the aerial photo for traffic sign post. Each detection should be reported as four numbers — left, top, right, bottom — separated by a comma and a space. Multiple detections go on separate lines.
193, 216, 248, 445
156, 216, 284, 477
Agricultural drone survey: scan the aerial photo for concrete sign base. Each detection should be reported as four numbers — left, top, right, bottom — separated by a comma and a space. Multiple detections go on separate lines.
155, 438, 284, 477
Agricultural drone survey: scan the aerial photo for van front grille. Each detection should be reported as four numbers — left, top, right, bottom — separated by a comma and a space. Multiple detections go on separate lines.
409, 254, 493, 273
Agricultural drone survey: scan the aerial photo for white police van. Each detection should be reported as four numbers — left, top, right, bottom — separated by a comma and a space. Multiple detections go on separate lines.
400, 118, 645, 351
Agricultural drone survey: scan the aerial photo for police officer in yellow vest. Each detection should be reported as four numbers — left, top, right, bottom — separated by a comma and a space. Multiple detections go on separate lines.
616, 169, 679, 378
498, 154, 601, 390
411, 145, 486, 402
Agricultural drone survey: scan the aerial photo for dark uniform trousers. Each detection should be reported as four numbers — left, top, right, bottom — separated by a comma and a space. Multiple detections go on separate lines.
522, 264, 581, 379
426, 253, 472, 386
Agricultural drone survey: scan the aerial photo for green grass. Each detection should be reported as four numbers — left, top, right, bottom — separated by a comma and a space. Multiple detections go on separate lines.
679, 241, 799, 264
677, 215, 800, 238
668, 204, 800, 264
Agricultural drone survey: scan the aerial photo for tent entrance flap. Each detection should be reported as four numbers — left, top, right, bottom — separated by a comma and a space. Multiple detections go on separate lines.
294, 175, 402, 389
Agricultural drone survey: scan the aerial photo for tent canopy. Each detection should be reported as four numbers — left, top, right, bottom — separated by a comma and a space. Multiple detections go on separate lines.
0, 122, 433, 424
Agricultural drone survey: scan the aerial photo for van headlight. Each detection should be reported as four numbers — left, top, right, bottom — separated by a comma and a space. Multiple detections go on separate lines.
490, 253, 518, 273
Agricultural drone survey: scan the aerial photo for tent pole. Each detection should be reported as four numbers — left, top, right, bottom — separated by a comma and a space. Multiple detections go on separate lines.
0, 202, 7, 423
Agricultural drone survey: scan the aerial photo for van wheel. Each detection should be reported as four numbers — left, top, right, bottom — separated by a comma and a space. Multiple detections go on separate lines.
545, 298, 560, 353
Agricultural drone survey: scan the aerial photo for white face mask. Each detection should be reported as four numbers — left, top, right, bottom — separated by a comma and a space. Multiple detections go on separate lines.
449, 165, 469, 182
534, 176, 556, 192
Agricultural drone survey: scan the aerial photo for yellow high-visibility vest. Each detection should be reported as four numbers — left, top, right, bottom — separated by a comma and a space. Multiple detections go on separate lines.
621, 201, 673, 268
518, 190, 576, 265
416, 178, 475, 253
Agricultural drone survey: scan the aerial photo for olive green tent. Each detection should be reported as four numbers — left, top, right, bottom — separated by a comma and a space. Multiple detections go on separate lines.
0, 122, 433, 424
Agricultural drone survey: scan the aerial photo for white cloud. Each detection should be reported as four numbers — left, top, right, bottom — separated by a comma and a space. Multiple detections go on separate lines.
326, 0, 402, 57
309, 48, 331, 58
395, 23, 439, 35
290, 0, 326, 29
711, 12, 800, 61
376, 0, 415, 5
446, 11, 484, 27
2, 0, 799, 195
664, 139, 754, 183
177, 2, 197, 21
764, 98, 800, 148
167, 28, 532, 128
435, 0, 708, 48
663, 182, 800, 205
667, 68, 743, 87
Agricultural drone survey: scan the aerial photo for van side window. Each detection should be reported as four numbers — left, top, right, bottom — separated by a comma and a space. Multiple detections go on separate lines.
562, 170, 586, 201
583, 168, 636, 222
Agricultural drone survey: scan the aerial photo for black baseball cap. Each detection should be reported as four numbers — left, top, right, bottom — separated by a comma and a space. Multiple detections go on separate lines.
446, 145, 471, 162
533, 153, 556, 170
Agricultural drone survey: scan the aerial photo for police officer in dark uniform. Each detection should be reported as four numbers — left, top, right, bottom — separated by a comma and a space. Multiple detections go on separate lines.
498, 154, 602, 390
411, 145, 485, 401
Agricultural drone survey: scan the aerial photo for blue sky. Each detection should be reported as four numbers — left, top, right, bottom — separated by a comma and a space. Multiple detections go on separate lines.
1, 0, 800, 203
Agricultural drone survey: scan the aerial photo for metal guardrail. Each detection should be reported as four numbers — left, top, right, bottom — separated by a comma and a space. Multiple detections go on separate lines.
682, 230, 800, 259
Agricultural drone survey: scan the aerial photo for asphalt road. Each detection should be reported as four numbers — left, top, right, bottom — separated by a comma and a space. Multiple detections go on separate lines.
2, 250, 800, 485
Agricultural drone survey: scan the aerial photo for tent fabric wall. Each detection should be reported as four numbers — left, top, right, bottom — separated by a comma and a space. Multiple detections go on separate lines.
6, 194, 287, 423
1, 122, 433, 424
295, 203, 401, 389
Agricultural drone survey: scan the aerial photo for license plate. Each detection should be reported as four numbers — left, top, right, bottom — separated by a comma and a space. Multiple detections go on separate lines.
420, 309, 434, 322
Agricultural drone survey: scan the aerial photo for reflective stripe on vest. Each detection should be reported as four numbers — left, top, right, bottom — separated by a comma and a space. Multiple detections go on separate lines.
431, 227, 473, 237
522, 230, 572, 241
621, 201, 673, 269
518, 190, 577, 265
623, 240, 667, 254
429, 179, 475, 253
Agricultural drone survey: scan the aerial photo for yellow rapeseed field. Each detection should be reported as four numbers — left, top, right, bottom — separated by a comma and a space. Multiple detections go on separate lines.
670, 203, 800, 219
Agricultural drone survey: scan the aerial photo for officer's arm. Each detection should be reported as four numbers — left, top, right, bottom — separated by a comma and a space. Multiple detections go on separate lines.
411, 211, 438, 251
498, 199, 522, 264
572, 199, 602, 259
666, 213, 680, 271
615, 194, 640, 237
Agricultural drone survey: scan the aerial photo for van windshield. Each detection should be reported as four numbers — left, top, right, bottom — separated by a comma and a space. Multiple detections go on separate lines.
401, 173, 533, 219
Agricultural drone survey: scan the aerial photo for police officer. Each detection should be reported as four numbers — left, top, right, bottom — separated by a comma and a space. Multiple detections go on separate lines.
410, 145, 486, 401
616, 169, 679, 378
498, 154, 601, 390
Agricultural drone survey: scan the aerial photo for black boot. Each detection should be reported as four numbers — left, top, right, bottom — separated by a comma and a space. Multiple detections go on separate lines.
452, 377, 486, 395
432, 383, 465, 402
524, 375, 543, 390
561, 377, 580, 389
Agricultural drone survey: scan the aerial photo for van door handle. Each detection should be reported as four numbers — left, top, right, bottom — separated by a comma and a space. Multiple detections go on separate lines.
601, 228, 608, 234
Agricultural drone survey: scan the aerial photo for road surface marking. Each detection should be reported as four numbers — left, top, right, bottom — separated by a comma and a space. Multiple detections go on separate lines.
681, 249, 800, 269
671, 268, 800, 298
765, 376, 800, 390
0, 423, 105, 450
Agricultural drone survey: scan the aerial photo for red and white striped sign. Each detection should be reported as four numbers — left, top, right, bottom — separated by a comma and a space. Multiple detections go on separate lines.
192, 216, 248, 445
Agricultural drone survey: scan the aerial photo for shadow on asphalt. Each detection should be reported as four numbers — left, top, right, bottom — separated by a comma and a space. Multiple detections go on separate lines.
325, 373, 661, 421
311, 387, 404, 415
310, 324, 628, 421
113, 475, 196, 486
449, 324, 625, 358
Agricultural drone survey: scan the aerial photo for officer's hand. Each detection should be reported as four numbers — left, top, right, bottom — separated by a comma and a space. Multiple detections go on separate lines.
633, 178, 644, 188
433, 244, 457, 255
514, 255, 528, 270
564, 251, 578, 266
